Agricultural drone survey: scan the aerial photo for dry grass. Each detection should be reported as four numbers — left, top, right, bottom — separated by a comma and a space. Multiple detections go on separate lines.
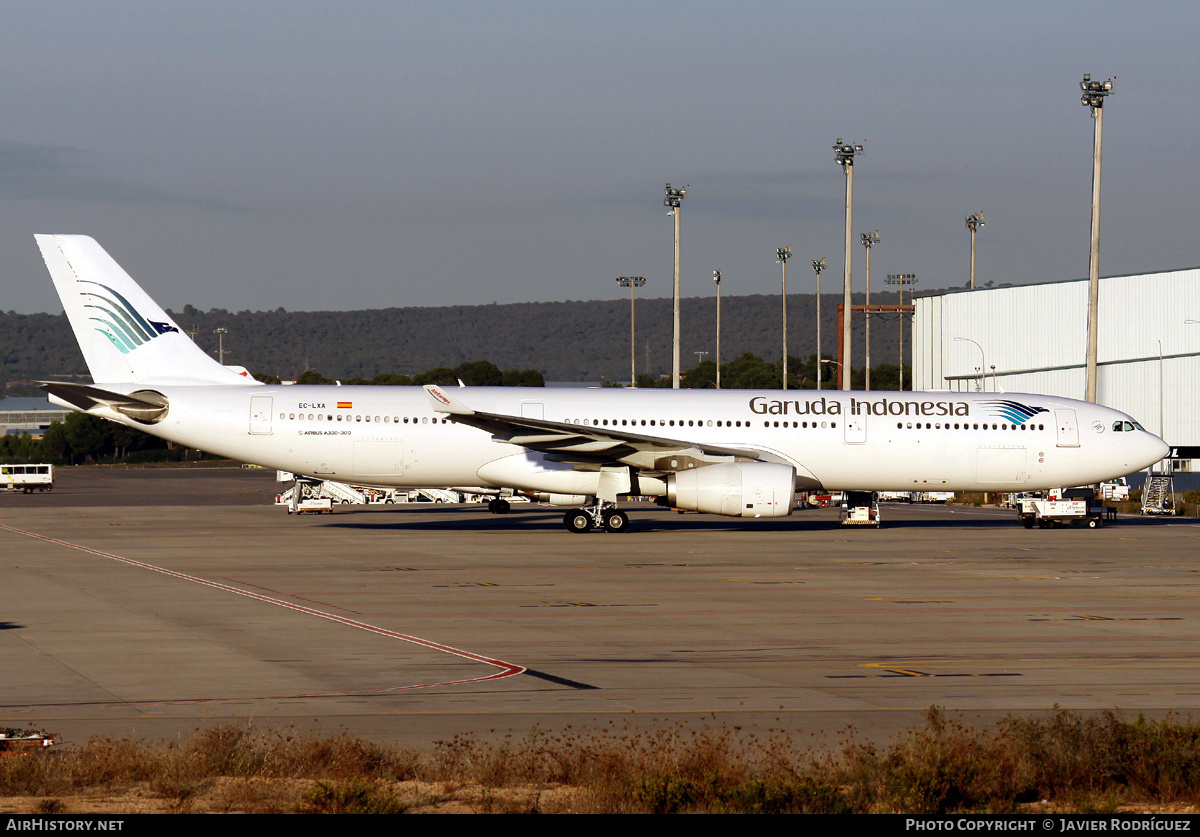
4, 709, 1200, 813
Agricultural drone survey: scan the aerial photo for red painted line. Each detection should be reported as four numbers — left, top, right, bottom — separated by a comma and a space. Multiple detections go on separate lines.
0, 522, 525, 709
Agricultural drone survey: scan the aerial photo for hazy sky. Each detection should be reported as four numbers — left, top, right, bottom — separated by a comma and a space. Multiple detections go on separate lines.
2, 1, 1197, 315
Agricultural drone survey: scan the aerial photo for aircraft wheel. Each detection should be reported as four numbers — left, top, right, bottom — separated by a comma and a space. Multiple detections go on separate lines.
564, 510, 592, 533
602, 510, 630, 533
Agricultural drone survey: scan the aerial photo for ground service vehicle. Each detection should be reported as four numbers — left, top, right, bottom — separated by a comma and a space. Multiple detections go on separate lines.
840, 490, 880, 526
1017, 487, 1106, 528
0, 464, 53, 493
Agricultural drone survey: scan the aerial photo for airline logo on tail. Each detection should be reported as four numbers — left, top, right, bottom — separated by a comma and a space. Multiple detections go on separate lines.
980, 399, 1049, 425
80, 280, 179, 354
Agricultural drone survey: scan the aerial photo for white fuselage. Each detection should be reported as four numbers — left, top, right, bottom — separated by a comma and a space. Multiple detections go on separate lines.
66, 384, 1169, 496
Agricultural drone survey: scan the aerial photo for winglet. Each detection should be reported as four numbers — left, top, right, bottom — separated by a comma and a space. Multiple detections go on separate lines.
424, 384, 474, 415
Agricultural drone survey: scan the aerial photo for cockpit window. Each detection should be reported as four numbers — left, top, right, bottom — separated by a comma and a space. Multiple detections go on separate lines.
1113, 421, 1124, 431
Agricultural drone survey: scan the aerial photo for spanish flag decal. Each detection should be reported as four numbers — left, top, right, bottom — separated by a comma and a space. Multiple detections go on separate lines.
337, 401, 352, 409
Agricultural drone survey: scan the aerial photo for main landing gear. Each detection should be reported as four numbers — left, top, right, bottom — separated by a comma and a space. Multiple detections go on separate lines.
563, 502, 629, 534
487, 498, 511, 515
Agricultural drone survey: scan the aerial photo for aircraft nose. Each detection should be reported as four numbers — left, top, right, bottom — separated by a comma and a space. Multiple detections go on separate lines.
1153, 435, 1171, 462
1141, 433, 1171, 469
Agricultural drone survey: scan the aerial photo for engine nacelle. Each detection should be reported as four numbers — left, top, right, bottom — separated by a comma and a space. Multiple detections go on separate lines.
663, 462, 796, 518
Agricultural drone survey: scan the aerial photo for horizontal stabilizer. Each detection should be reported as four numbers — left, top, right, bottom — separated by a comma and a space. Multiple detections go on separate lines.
41, 382, 169, 424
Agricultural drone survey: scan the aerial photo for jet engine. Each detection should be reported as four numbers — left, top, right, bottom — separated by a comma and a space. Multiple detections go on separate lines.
660, 462, 796, 518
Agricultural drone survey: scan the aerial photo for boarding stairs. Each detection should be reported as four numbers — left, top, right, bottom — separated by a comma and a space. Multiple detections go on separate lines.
320, 480, 369, 505
1141, 476, 1176, 516
410, 488, 461, 504
277, 478, 369, 509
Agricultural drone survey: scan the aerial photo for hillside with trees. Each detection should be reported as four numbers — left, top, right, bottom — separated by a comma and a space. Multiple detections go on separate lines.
1, 290, 917, 388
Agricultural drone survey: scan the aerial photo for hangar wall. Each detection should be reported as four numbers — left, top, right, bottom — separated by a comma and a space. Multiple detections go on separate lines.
911, 268, 1200, 469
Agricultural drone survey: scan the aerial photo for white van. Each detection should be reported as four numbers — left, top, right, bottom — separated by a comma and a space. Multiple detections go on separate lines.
1, 464, 54, 493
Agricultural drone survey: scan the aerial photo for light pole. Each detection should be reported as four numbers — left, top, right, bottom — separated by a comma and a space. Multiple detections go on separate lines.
953, 336, 986, 392
834, 138, 863, 390
1081, 73, 1114, 403
965, 212, 984, 290
712, 270, 722, 389
1157, 339, 1164, 441
664, 183, 687, 389
213, 327, 228, 366
820, 359, 846, 393
616, 276, 645, 387
777, 246, 791, 389
860, 231, 879, 390
812, 258, 826, 390
886, 273, 917, 391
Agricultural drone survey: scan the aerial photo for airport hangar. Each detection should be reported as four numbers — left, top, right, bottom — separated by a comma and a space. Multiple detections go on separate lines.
910, 266, 1200, 478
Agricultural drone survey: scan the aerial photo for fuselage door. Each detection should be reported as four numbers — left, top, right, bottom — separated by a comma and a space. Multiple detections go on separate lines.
249, 396, 273, 435
844, 414, 866, 444
1054, 408, 1079, 448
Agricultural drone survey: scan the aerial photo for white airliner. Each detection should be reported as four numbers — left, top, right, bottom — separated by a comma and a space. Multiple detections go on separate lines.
36, 235, 1169, 533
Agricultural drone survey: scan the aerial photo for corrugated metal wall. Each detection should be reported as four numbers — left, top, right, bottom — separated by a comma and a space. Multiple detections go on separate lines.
912, 269, 1200, 455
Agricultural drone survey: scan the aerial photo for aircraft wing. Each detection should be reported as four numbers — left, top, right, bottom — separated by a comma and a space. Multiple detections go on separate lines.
425, 385, 766, 472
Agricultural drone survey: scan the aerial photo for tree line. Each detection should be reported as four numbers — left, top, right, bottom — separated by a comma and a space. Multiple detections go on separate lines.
0, 290, 915, 387
615, 351, 910, 391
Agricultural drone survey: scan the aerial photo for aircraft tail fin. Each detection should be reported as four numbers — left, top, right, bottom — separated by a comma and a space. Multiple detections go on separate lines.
36, 235, 256, 386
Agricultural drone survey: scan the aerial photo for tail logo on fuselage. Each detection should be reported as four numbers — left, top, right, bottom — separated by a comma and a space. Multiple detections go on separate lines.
980, 400, 1049, 425
79, 280, 178, 354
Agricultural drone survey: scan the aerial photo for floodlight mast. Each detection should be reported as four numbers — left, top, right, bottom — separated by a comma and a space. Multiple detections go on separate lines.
712, 270, 722, 389
664, 183, 687, 389
965, 213, 984, 290
886, 273, 918, 391
860, 231, 879, 390
834, 138, 863, 390
1080, 73, 1113, 403
616, 276, 645, 387
213, 327, 228, 366
812, 258, 826, 390
777, 246, 792, 389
